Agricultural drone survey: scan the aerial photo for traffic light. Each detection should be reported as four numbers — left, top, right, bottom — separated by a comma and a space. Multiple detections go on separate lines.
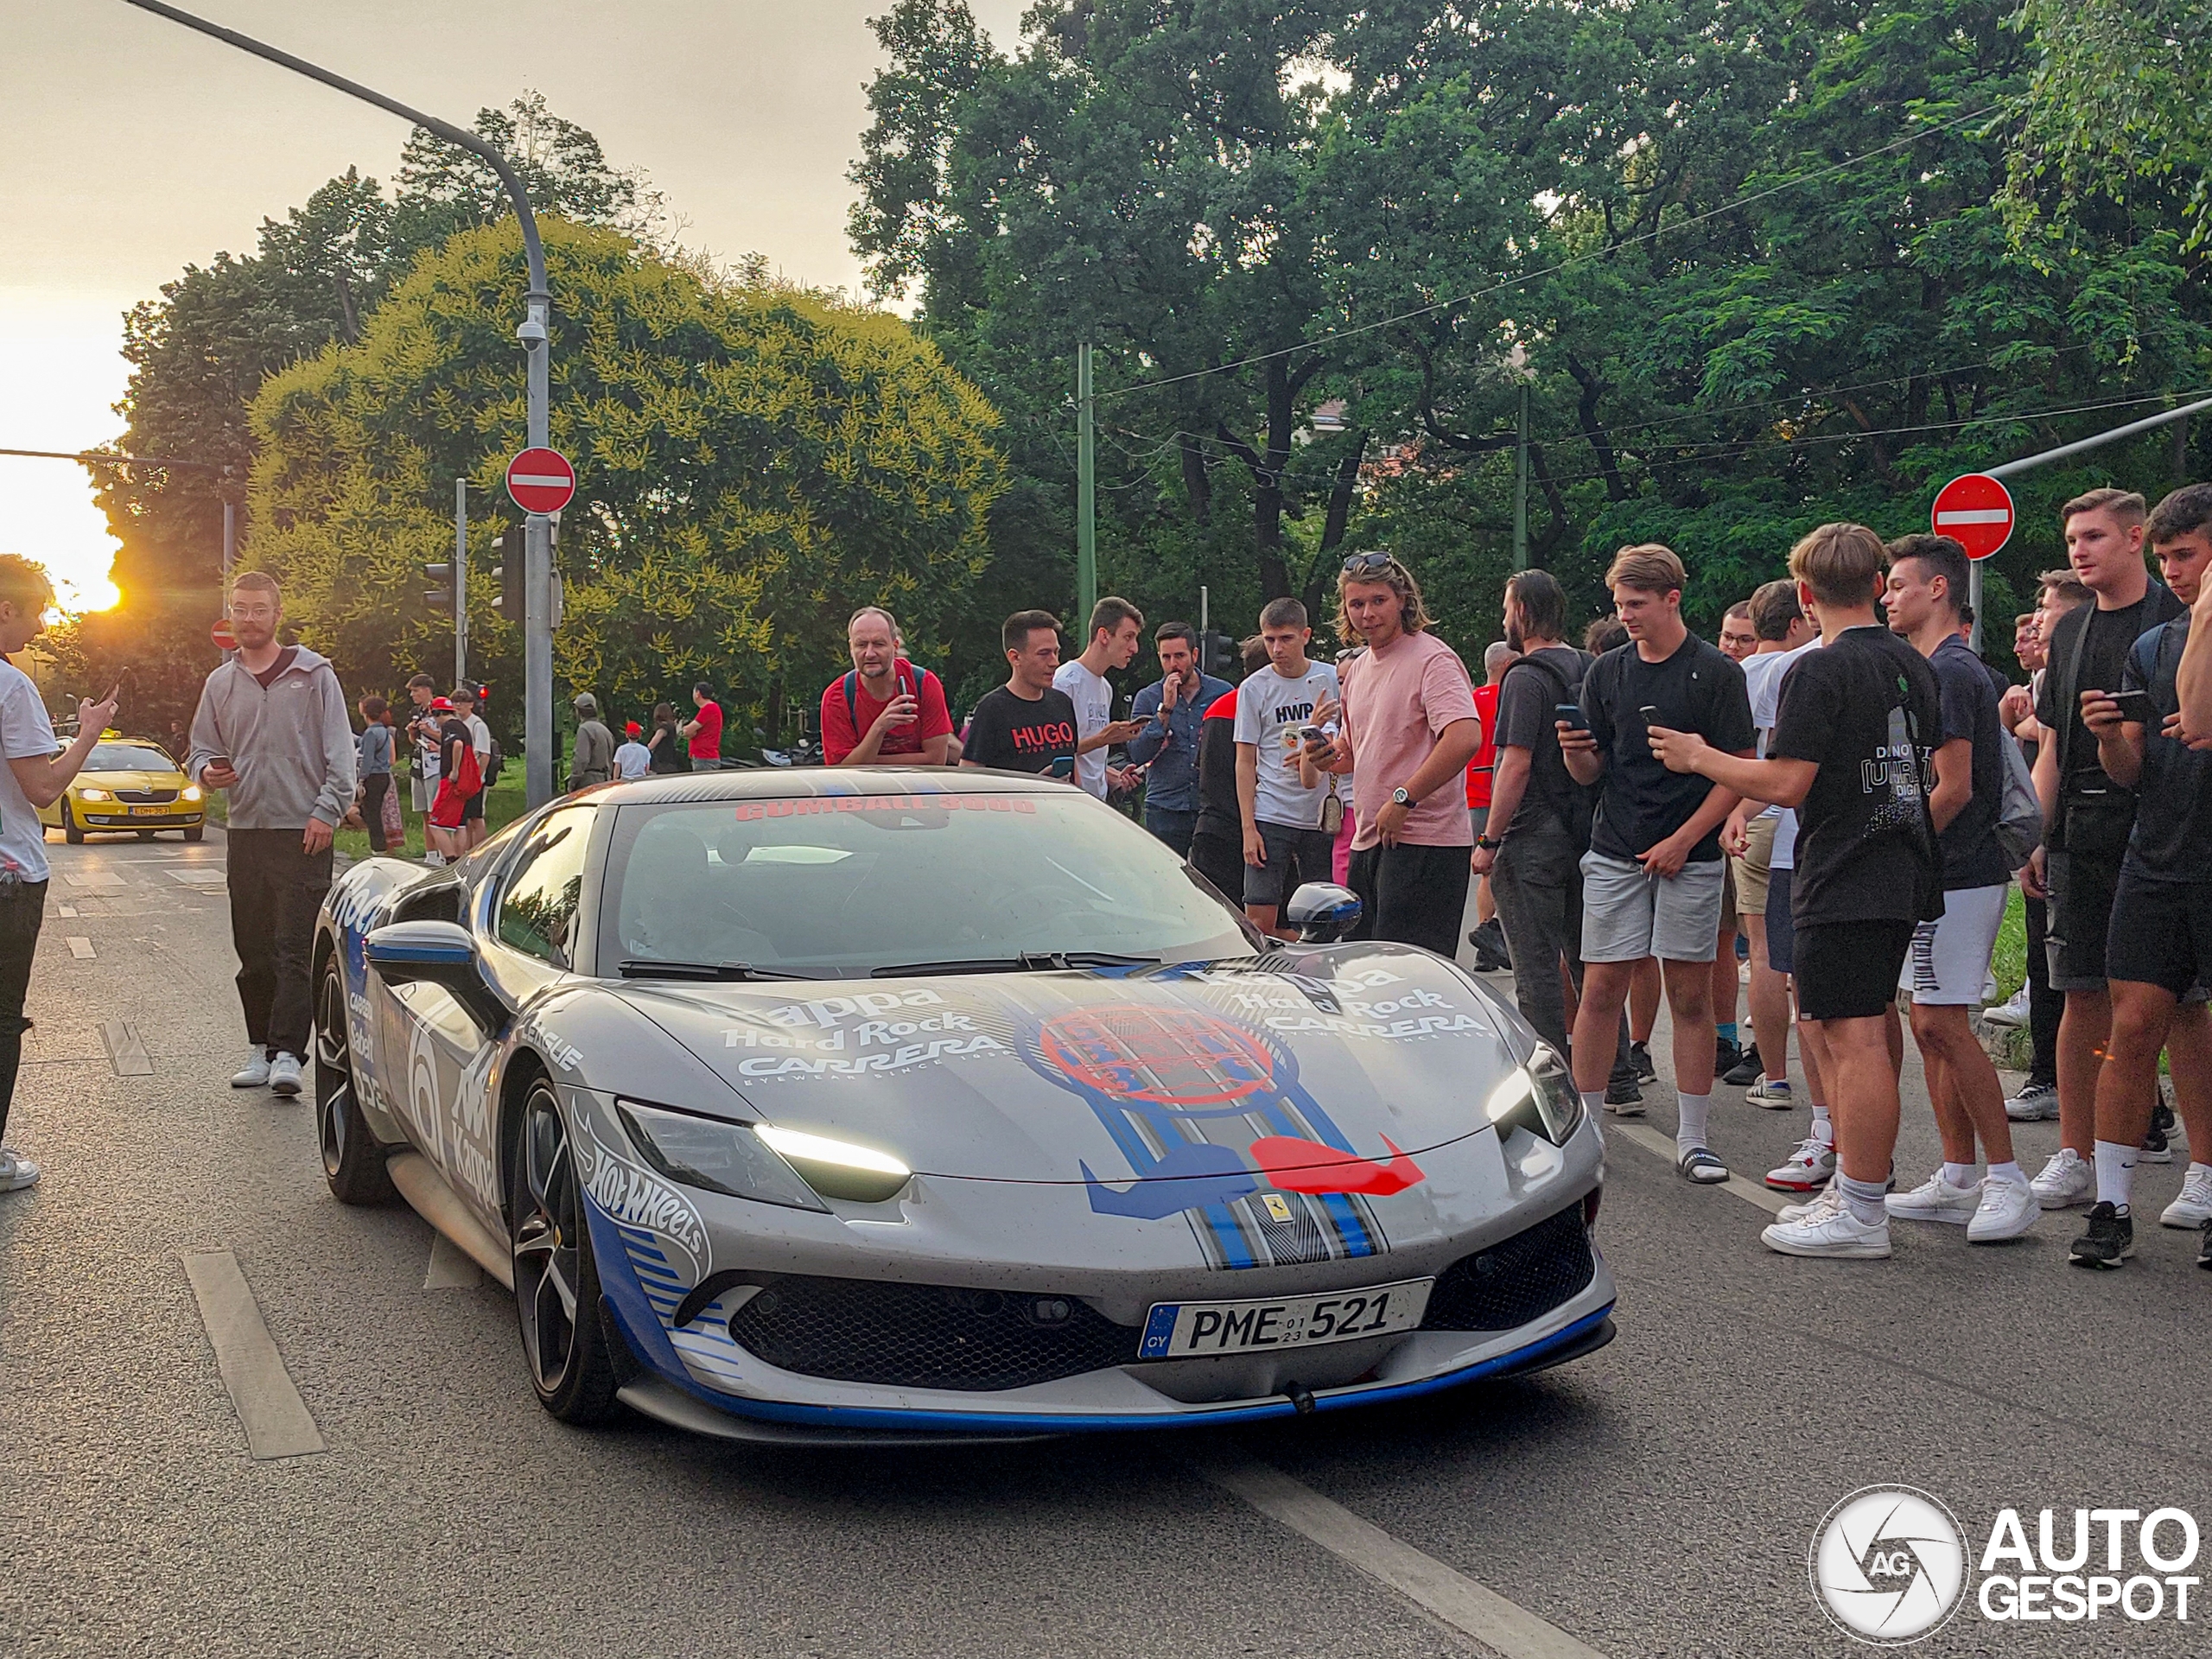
1201, 629, 1235, 678
423, 562, 455, 613
492, 533, 524, 624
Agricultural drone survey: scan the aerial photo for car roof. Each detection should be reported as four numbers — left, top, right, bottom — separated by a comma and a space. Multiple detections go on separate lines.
586, 766, 1067, 807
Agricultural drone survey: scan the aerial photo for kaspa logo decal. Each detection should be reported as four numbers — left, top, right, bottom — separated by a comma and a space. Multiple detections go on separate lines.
1810, 1486, 1968, 1644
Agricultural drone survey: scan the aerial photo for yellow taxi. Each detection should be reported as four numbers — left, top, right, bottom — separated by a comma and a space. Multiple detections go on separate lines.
40, 734, 206, 843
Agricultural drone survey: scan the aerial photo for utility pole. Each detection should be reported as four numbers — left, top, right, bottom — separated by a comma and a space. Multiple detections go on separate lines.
220, 496, 238, 663
1076, 341, 1096, 622
453, 479, 468, 689
1512, 381, 1531, 572
118, 0, 555, 804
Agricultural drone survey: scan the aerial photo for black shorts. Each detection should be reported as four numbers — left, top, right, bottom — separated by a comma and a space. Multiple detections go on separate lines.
1347, 842, 1472, 959
461, 789, 486, 823
1187, 828, 1244, 906
2105, 874, 2212, 1000
1794, 918, 1913, 1022
2044, 848, 2120, 992
1764, 866, 1796, 977
1243, 821, 1337, 907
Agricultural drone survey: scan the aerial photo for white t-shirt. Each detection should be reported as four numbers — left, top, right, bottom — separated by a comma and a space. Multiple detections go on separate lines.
1232, 661, 1342, 830
467, 714, 493, 759
1052, 659, 1115, 798
0, 661, 58, 882
613, 740, 651, 780
1747, 638, 1820, 868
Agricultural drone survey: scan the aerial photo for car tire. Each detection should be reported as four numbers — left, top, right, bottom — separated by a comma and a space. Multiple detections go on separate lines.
315, 957, 395, 1205
183, 825, 205, 842
509, 1079, 622, 1425
62, 805, 83, 845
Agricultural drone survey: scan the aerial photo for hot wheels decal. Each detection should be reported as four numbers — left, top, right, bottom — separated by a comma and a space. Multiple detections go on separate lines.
581, 1122, 708, 1268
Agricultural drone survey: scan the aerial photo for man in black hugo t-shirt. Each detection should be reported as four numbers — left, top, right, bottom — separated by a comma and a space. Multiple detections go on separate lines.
961, 609, 1081, 778
2070, 484, 2212, 1270
1879, 535, 2037, 1243
2026, 488, 2187, 1210
1651, 523, 1941, 1261
1558, 543, 1754, 1185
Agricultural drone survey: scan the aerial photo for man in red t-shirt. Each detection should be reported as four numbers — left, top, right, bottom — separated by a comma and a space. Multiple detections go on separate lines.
1465, 641, 1513, 968
681, 683, 724, 769
820, 606, 954, 765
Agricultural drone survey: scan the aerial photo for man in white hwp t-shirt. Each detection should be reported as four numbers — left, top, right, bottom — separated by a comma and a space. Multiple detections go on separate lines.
1235, 596, 1343, 938
1052, 596, 1147, 799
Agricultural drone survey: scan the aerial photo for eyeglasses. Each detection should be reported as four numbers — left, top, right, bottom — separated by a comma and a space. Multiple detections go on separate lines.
1340, 551, 1395, 577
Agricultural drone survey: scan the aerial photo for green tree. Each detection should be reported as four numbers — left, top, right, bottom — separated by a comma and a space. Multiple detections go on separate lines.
246, 220, 1006, 735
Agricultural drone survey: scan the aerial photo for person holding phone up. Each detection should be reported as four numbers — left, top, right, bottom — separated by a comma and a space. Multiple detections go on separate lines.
821, 606, 954, 766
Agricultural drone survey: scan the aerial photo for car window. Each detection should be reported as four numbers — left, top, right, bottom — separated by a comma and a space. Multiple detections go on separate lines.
497, 808, 594, 968
602, 788, 1258, 976
86, 743, 171, 772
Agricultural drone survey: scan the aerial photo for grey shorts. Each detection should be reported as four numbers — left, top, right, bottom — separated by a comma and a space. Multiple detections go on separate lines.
1244, 820, 1336, 907
1580, 851, 1728, 963
410, 774, 436, 812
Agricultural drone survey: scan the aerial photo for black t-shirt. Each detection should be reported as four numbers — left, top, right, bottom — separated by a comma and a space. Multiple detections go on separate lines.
647, 720, 688, 772
1195, 694, 1241, 839
1495, 645, 1592, 837
963, 684, 1079, 775
2120, 617, 2212, 885
1580, 632, 1755, 861
2037, 583, 2186, 798
1928, 633, 2009, 891
438, 718, 475, 785
1771, 626, 1944, 928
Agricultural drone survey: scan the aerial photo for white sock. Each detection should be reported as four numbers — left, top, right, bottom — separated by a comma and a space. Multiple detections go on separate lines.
1986, 1160, 2025, 1187
1942, 1161, 1980, 1189
2093, 1139, 2139, 1214
2192, 1160, 2212, 1185
1581, 1091, 1605, 1117
1675, 1092, 1712, 1156
1810, 1104, 1834, 1147
1838, 1173, 1891, 1227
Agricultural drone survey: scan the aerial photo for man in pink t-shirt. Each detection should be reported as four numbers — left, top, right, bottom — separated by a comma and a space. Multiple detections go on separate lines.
1319, 551, 1483, 956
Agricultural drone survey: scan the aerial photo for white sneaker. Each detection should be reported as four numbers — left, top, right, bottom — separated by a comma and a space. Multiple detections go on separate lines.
1766, 1136, 1836, 1193
1983, 984, 2031, 1028
1762, 1204, 1891, 1259
1967, 1176, 2040, 1243
423, 849, 447, 868
269, 1052, 304, 1097
1886, 1172, 1983, 1224
230, 1048, 272, 1089
2160, 1166, 2212, 1229
1746, 1077, 1796, 1110
2031, 1147, 2094, 1210
0, 1147, 40, 1193
1778, 1180, 1847, 1225
2005, 1081, 2058, 1121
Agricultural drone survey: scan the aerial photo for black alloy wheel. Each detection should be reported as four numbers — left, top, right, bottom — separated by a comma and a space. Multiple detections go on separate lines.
509, 1081, 620, 1423
315, 958, 395, 1205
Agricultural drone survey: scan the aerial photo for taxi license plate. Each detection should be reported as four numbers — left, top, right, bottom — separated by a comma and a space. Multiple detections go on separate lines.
127, 805, 170, 817
1137, 1278, 1433, 1360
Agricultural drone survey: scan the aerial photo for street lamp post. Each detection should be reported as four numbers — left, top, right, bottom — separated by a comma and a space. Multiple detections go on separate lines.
118, 0, 558, 806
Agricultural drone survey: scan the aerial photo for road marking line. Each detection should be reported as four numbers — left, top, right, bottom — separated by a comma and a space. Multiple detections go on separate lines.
168, 868, 226, 885
61, 873, 124, 888
66, 936, 94, 959
1202, 1455, 1606, 1659
98, 1020, 154, 1077
180, 1250, 327, 1460
423, 1232, 485, 1290
1609, 1122, 1789, 1214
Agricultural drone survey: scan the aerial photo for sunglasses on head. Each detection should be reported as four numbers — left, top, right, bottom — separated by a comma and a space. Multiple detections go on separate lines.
1340, 551, 1395, 577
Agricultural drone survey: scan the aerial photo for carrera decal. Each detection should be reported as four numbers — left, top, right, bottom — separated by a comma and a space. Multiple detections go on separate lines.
719, 987, 1017, 1083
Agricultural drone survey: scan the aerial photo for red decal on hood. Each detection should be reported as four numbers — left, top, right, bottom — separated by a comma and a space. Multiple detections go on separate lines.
1249, 1135, 1424, 1196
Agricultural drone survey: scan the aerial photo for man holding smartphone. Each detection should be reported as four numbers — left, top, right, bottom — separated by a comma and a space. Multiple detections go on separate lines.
820, 605, 954, 766
1236, 598, 1343, 938
962, 611, 1082, 777
189, 571, 357, 1100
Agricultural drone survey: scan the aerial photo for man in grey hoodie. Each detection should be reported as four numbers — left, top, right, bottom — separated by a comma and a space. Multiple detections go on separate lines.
188, 572, 357, 1099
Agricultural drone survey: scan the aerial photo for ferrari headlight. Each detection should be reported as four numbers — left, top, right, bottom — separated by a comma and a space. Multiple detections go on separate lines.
615, 1098, 826, 1211
78, 788, 110, 802
1482, 1045, 1586, 1147
181, 785, 203, 802
755, 1125, 912, 1204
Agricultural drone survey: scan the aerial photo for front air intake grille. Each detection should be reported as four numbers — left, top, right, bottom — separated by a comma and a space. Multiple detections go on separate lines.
727, 1276, 1141, 1391
111, 788, 178, 804
1420, 1206, 1595, 1332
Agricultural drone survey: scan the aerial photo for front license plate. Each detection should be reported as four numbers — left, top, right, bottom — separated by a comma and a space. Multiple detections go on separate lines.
127, 805, 170, 817
1137, 1278, 1433, 1360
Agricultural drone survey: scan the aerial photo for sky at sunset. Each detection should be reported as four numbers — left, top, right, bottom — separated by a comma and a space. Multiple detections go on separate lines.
0, 0, 1026, 613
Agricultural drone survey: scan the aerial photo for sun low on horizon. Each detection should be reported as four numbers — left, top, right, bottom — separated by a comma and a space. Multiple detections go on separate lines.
1, 303, 130, 617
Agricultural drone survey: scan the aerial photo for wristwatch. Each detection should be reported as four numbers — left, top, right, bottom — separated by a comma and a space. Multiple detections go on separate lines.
1476, 834, 1503, 850
1390, 785, 1414, 807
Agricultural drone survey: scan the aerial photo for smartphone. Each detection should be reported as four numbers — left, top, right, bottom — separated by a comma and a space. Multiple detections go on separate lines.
1638, 704, 1663, 725
1298, 723, 1329, 748
1554, 703, 1586, 731
2108, 689, 2155, 725
1048, 754, 1076, 779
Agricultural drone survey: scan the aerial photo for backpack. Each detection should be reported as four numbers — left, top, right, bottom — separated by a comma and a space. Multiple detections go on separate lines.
452, 741, 484, 800
842, 666, 938, 738
1992, 730, 2043, 871
1500, 652, 1600, 852
484, 734, 504, 787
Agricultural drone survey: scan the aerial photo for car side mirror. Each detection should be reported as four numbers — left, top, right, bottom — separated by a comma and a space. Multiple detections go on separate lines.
1286, 882, 1362, 944
364, 920, 505, 1032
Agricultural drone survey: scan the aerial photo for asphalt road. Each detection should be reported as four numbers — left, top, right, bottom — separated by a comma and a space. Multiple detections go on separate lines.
2, 832, 2204, 1658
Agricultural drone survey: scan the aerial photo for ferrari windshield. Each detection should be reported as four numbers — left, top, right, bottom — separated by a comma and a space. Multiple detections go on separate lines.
601, 789, 1259, 977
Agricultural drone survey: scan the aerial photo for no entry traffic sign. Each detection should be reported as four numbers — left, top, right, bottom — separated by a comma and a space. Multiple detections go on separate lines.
1930, 473, 2015, 562
211, 617, 237, 651
505, 447, 575, 516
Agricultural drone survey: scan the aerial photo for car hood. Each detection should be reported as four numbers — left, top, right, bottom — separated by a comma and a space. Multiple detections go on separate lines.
608, 943, 1530, 1185
77, 770, 185, 791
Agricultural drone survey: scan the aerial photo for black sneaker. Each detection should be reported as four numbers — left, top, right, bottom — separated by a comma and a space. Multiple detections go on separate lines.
1465, 919, 1512, 973
1604, 1075, 1645, 1116
1630, 1040, 1656, 1083
2198, 1217, 2212, 1271
2144, 1098, 2177, 1164
2069, 1201, 2135, 1269
1723, 1043, 1764, 1087
1714, 1036, 1743, 1079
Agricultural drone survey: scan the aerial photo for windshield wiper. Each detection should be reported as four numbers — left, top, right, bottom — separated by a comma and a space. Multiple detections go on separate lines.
871, 951, 1160, 978
618, 959, 821, 982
